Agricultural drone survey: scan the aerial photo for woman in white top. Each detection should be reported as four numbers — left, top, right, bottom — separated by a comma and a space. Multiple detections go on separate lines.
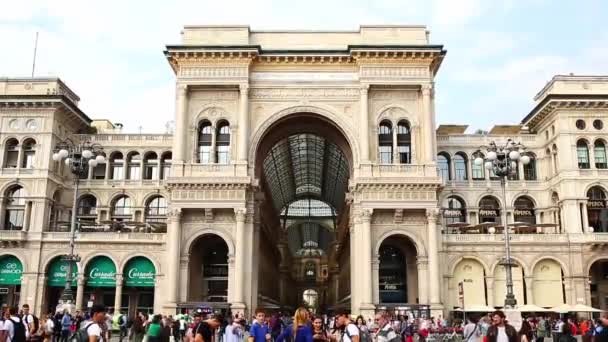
463, 316, 482, 342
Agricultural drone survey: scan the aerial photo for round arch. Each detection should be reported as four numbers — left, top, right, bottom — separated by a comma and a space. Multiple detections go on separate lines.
0, 182, 28, 197
375, 105, 420, 128
41, 252, 82, 274
249, 105, 360, 170
0, 252, 27, 273
1, 136, 20, 145
119, 253, 162, 275
107, 191, 138, 207
183, 228, 235, 257
448, 255, 491, 276
476, 193, 504, 208
586, 255, 608, 276
530, 256, 569, 278
141, 192, 169, 208
192, 106, 230, 128
511, 194, 538, 208
374, 230, 427, 257
490, 256, 529, 276
584, 183, 608, 197
80, 253, 120, 273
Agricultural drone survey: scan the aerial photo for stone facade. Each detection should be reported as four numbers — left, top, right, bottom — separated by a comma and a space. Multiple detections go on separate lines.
0, 26, 607, 318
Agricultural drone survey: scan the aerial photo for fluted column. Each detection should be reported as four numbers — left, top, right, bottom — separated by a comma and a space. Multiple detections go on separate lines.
75, 275, 85, 311
417, 257, 429, 304
372, 255, 380, 304
360, 84, 370, 163
426, 208, 441, 306
237, 84, 249, 162
359, 209, 374, 315
421, 84, 433, 163
165, 208, 182, 309
232, 208, 247, 312
114, 274, 123, 312
174, 85, 189, 163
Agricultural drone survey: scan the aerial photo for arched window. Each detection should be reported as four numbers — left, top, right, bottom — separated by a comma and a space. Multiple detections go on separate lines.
111, 196, 132, 221
479, 196, 501, 223
437, 153, 451, 181
396, 120, 411, 164
4, 139, 19, 168
216, 121, 231, 164
507, 161, 520, 181
442, 196, 466, 225
472, 152, 485, 180
21, 139, 36, 168
378, 244, 407, 303
77, 195, 97, 218
514, 196, 536, 225
595, 140, 607, 169
378, 121, 393, 164
143, 152, 158, 180
587, 186, 608, 232
92, 152, 106, 179
198, 121, 212, 163
523, 154, 537, 180
126, 152, 141, 180
160, 152, 172, 180
577, 140, 590, 169
145, 196, 167, 223
109, 152, 124, 180
454, 153, 468, 181
4, 186, 26, 230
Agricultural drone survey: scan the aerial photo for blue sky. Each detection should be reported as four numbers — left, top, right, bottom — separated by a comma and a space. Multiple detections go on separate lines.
1, 0, 607, 133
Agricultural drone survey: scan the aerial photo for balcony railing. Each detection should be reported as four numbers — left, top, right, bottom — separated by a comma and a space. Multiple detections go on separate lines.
357, 164, 438, 178
443, 232, 608, 244
182, 163, 248, 178
75, 134, 172, 143
0, 230, 27, 243
42, 231, 165, 243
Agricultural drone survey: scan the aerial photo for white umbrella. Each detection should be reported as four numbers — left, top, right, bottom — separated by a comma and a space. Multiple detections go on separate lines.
517, 304, 550, 312
550, 303, 576, 313
571, 304, 603, 312
463, 305, 495, 312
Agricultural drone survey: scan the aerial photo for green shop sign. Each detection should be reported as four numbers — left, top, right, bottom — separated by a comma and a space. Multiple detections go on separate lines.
86, 256, 116, 287
47, 258, 77, 287
0, 255, 23, 285
124, 257, 156, 287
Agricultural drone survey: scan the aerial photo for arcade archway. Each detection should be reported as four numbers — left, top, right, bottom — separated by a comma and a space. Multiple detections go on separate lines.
253, 113, 353, 310
376, 235, 419, 305
188, 234, 229, 304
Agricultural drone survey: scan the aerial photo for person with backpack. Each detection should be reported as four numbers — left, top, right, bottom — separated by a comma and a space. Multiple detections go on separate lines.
333, 310, 358, 342
60, 311, 71, 342
4, 306, 27, 342
354, 316, 370, 342
30, 314, 44, 342
21, 305, 34, 340
76, 304, 107, 342
374, 312, 399, 342
463, 316, 482, 342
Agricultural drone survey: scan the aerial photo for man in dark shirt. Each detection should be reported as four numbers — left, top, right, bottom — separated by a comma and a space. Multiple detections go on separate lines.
195, 314, 223, 342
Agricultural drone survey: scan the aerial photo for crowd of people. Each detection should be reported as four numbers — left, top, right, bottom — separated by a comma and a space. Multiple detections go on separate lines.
1, 305, 608, 342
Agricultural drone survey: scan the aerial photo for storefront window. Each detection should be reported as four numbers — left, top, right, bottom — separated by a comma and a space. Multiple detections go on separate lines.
443, 196, 466, 225
379, 244, 407, 303
514, 196, 536, 225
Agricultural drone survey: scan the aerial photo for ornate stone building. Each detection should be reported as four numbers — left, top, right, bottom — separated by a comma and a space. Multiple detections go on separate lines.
1, 25, 608, 318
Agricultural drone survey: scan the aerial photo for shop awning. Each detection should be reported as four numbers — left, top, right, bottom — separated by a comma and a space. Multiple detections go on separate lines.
0, 255, 22, 285
124, 257, 156, 287
86, 256, 116, 287
48, 258, 77, 287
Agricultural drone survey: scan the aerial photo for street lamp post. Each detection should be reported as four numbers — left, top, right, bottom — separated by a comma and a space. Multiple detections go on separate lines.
52, 139, 105, 312
474, 139, 530, 309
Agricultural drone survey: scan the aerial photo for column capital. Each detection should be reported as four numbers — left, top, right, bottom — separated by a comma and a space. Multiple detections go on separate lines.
361, 208, 373, 223
239, 83, 250, 92
234, 208, 247, 222
360, 84, 370, 95
176, 84, 188, 96
426, 208, 440, 222
167, 208, 182, 222
421, 83, 434, 96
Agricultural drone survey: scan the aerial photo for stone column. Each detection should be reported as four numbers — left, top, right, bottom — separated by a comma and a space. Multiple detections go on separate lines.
237, 84, 249, 162
360, 84, 370, 163
426, 208, 441, 308
392, 127, 398, 164
525, 276, 534, 305
75, 274, 85, 311
349, 222, 358, 312
589, 144, 596, 168
114, 274, 123, 312
417, 257, 429, 305
165, 208, 182, 311
582, 201, 590, 232
173, 85, 189, 163
421, 84, 433, 163
232, 208, 247, 313
562, 200, 582, 233
210, 125, 217, 164
372, 255, 380, 305
23, 201, 32, 231
485, 276, 494, 306
359, 209, 375, 317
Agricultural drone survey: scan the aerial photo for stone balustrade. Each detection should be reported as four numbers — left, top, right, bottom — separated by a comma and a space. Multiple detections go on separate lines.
357, 164, 438, 178
443, 233, 608, 244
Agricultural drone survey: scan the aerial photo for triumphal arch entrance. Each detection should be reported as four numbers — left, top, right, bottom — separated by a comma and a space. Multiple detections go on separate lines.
162, 25, 445, 317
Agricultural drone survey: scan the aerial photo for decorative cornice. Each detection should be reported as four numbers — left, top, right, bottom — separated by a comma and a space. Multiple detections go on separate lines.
522, 94, 608, 130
